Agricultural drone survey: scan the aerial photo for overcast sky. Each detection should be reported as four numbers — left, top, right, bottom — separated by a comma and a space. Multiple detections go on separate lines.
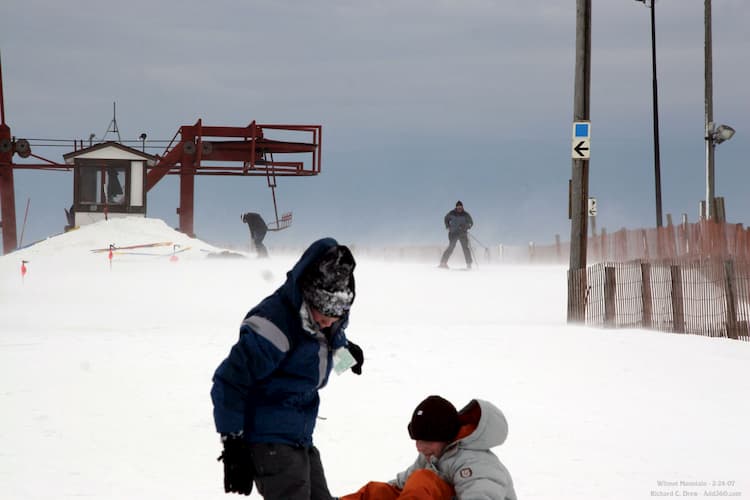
1, 0, 748, 250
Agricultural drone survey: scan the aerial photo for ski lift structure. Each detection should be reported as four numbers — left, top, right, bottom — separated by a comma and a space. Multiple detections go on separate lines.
0, 56, 321, 254
145, 118, 320, 237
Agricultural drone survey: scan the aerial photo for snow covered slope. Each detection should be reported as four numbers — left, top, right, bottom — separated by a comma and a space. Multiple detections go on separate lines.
1, 218, 749, 499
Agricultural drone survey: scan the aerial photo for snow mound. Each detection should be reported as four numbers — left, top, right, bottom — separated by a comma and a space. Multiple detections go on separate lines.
2, 217, 229, 261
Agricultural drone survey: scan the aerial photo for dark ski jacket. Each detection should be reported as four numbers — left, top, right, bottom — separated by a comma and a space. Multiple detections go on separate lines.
211, 237, 353, 447
242, 212, 268, 242
444, 209, 474, 236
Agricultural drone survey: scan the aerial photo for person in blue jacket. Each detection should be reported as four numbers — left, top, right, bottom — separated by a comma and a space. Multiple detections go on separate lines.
211, 237, 364, 499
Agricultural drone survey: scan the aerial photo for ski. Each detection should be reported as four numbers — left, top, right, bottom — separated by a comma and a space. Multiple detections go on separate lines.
111, 246, 192, 257
90, 241, 173, 253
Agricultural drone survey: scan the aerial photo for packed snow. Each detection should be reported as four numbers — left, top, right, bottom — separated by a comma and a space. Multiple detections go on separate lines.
1, 217, 749, 499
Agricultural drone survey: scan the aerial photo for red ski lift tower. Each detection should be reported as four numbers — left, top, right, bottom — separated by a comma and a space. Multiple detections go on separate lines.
0, 55, 322, 254
147, 119, 321, 237
0, 56, 21, 253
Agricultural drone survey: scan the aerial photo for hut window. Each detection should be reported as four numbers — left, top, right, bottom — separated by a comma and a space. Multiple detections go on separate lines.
78, 165, 127, 205
79, 167, 101, 204
105, 167, 126, 205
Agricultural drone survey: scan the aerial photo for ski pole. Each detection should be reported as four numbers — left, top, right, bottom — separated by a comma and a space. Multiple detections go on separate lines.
469, 233, 490, 265
469, 232, 490, 251
469, 241, 479, 268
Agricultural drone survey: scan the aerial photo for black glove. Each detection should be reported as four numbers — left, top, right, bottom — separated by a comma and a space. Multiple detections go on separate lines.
347, 341, 364, 375
217, 434, 253, 495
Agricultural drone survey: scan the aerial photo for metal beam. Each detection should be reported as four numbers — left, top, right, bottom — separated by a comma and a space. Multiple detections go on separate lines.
0, 53, 18, 253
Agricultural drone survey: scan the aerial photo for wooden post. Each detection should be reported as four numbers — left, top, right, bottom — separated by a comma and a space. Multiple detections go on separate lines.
733, 224, 743, 257
641, 229, 650, 261
641, 262, 653, 329
724, 260, 739, 340
680, 214, 689, 256
604, 266, 616, 328
590, 213, 598, 238
715, 197, 726, 223
619, 228, 628, 261
567, 0, 592, 323
670, 265, 685, 333
668, 215, 678, 258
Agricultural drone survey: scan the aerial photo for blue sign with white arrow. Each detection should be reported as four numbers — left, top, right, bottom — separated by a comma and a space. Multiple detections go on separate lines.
572, 121, 591, 159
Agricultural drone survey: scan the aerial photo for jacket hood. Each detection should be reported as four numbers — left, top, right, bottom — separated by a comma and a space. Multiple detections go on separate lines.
245, 238, 338, 318
282, 237, 356, 312
455, 399, 508, 450
245, 237, 356, 339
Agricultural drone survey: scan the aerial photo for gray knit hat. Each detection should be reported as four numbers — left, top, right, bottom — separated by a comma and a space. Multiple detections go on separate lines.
300, 245, 355, 317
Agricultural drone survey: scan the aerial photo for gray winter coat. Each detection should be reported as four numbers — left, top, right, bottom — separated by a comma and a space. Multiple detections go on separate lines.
392, 399, 516, 500
444, 209, 474, 236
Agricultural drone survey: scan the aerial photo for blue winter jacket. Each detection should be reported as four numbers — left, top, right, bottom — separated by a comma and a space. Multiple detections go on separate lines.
211, 237, 353, 447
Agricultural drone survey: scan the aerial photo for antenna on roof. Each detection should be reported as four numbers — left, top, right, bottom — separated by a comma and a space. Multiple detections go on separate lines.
101, 102, 121, 142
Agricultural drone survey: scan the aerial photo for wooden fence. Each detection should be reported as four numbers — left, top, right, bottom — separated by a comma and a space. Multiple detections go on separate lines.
568, 258, 750, 341
534, 219, 750, 264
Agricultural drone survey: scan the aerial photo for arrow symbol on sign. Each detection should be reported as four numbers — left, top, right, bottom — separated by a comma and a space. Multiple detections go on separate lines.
574, 141, 589, 157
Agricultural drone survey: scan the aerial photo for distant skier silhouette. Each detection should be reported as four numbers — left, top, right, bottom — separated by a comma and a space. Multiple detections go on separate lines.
241, 212, 269, 258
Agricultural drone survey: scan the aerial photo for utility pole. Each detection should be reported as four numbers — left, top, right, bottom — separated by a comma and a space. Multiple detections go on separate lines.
568, 0, 592, 323
704, 0, 715, 220
648, 0, 663, 227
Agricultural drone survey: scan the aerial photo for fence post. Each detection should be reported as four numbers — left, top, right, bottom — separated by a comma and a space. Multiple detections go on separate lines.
670, 265, 685, 333
615, 229, 625, 261
604, 266, 616, 328
661, 214, 674, 259
555, 234, 561, 264
724, 260, 739, 340
679, 214, 689, 256
666, 214, 677, 258
641, 262, 653, 329
733, 224, 743, 257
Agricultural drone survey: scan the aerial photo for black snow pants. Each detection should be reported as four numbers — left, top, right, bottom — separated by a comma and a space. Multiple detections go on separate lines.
440, 231, 472, 267
249, 443, 334, 500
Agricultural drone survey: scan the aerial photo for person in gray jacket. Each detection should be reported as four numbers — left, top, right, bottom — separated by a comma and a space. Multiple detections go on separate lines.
439, 201, 474, 269
340, 395, 516, 500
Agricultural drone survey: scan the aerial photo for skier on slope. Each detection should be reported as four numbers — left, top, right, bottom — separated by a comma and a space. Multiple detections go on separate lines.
340, 395, 516, 500
211, 237, 364, 499
439, 201, 474, 269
